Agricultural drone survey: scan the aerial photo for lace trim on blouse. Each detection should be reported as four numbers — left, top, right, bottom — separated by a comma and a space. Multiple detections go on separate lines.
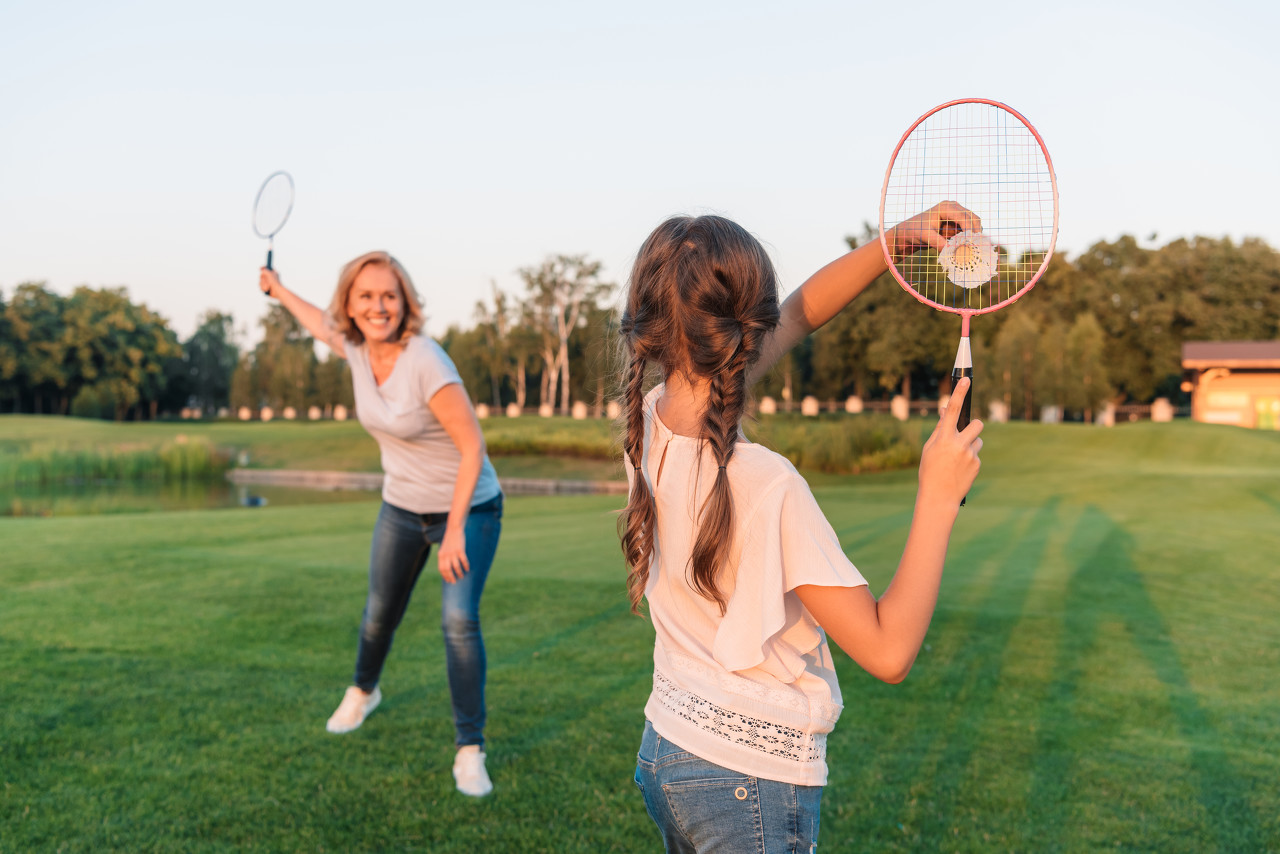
653, 672, 827, 765
665, 651, 843, 723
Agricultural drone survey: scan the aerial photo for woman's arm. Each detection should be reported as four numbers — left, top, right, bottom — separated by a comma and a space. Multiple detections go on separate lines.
750, 201, 981, 384
795, 378, 984, 683
259, 268, 347, 358
429, 383, 487, 584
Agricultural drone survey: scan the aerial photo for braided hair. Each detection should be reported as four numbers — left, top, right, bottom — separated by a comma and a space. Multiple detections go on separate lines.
618, 216, 779, 614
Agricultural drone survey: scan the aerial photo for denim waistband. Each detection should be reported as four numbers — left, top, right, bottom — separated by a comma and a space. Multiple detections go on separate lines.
418, 492, 503, 526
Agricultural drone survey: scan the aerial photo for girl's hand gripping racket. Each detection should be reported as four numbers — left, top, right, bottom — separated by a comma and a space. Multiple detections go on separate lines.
252, 170, 295, 278
879, 99, 1058, 504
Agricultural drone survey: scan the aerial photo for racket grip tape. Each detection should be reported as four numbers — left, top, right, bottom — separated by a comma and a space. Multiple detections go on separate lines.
266, 249, 274, 273
952, 366, 972, 507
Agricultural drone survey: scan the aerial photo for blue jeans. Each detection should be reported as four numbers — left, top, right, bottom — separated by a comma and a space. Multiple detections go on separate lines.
352, 494, 502, 747
635, 721, 822, 854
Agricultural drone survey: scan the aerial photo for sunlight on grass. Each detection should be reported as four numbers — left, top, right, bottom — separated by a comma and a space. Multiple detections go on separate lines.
2, 421, 1279, 850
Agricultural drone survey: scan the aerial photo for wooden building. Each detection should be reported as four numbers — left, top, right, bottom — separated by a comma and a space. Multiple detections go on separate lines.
1181, 341, 1280, 430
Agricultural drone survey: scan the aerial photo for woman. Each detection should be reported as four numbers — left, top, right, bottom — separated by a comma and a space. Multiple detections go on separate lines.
617, 205, 984, 851
259, 252, 502, 797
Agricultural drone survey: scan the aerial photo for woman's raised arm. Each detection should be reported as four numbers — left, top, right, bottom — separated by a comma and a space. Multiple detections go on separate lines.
259, 267, 347, 358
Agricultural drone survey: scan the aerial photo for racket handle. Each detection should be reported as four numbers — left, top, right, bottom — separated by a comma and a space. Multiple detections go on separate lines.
939, 220, 962, 240
952, 366, 972, 507
266, 248, 274, 273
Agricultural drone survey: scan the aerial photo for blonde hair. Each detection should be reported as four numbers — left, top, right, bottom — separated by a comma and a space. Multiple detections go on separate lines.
617, 216, 780, 614
327, 251, 425, 345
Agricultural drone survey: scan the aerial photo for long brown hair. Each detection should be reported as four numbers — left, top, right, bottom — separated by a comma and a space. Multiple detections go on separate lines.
327, 250, 425, 345
618, 216, 780, 614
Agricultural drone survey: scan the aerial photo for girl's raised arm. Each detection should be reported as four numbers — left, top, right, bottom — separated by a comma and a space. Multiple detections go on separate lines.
750, 201, 980, 384
259, 268, 347, 358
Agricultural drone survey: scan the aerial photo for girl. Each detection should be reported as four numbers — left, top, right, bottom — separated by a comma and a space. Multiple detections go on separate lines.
619, 205, 984, 851
260, 252, 501, 797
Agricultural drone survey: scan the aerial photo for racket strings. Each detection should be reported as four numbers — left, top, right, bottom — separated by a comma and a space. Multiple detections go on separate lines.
253, 173, 295, 239
883, 101, 1056, 314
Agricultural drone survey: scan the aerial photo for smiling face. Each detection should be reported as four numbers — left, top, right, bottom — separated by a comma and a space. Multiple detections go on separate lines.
345, 263, 405, 345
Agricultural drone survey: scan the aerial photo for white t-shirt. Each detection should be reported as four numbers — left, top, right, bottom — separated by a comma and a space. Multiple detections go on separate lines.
346, 335, 501, 514
628, 385, 868, 786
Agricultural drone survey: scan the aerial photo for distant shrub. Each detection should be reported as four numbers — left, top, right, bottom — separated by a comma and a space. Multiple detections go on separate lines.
0, 437, 232, 486
481, 418, 617, 459
747, 414, 922, 474
69, 384, 118, 420
475, 413, 921, 475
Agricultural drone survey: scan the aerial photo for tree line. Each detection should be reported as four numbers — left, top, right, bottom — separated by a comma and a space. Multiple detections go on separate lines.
3, 231, 1277, 421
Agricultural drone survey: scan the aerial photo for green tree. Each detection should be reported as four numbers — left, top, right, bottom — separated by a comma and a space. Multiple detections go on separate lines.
990, 311, 1040, 421
5, 283, 70, 413
252, 304, 316, 411
1064, 311, 1111, 421
313, 352, 353, 414
520, 255, 614, 414
0, 289, 18, 411
439, 324, 494, 406
60, 286, 180, 420
183, 311, 239, 415
473, 283, 511, 408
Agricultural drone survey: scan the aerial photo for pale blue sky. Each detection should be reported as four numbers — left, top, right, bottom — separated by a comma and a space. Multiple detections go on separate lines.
2, 0, 1275, 342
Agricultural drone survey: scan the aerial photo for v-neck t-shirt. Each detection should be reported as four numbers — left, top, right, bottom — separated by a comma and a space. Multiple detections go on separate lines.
347, 335, 501, 514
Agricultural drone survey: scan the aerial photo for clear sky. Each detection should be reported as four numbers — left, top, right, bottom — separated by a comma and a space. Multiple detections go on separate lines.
2, 0, 1276, 342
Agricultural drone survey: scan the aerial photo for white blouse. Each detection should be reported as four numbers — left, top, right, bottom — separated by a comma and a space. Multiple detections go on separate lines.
628, 386, 867, 786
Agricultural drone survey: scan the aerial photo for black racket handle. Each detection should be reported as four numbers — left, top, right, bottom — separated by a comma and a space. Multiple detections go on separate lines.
940, 220, 962, 241
952, 366, 972, 507
266, 248, 274, 273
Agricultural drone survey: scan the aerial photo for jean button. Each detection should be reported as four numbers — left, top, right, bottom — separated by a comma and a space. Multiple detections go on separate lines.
734, 786, 748, 801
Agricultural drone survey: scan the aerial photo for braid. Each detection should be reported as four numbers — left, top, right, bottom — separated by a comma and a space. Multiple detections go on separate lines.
619, 349, 656, 614
689, 344, 750, 613
617, 214, 779, 616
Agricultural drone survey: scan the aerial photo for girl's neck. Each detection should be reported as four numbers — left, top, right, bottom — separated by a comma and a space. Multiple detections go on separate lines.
657, 372, 716, 438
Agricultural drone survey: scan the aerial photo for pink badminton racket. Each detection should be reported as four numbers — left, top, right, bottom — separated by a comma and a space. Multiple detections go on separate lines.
879, 99, 1058, 502
879, 98, 1058, 461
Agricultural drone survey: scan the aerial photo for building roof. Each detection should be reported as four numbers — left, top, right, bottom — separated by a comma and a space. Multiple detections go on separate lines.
1182, 340, 1280, 369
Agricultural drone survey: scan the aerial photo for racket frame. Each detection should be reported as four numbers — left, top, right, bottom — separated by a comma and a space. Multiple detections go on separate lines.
877, 97, 1059, 337
252, 170, 295, 272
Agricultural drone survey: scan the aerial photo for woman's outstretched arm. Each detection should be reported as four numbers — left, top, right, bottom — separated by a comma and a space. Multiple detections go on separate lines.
259, 267, 347, 358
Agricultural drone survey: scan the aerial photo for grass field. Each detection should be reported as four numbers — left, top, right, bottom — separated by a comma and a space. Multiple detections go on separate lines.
2, 420, 1279, 851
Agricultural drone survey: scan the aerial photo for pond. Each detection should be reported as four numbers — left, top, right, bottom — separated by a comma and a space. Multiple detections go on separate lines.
1, 479, 379, 518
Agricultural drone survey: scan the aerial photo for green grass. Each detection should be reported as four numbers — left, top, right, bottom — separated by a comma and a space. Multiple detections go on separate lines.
3, 421, 1279, 851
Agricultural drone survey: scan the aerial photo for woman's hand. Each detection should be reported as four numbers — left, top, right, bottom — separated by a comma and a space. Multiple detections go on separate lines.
886, 201, 982, 258
437, 525, 471, 584
259, 267, 281, 298
918, 377, 984, 508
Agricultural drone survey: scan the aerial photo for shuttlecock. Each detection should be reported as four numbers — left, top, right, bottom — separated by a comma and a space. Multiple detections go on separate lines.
938, 230, 997, 289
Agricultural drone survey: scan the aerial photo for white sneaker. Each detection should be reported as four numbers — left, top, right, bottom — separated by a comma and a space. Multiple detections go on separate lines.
325, 686, 381, 734
452, 745, 493, 797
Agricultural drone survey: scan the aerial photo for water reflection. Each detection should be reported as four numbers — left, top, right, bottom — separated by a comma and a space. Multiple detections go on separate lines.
1, 480, 379, 518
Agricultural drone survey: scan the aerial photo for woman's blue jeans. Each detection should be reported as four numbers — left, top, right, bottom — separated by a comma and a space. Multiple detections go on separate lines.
352, 495, 502, 747
635, 720, 822, 854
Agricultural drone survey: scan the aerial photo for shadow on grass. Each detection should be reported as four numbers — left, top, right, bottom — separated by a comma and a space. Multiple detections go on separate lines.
910, 497, 1057, 842
1249, 488, 1280, 515
1029, 505, 1261, 849
834, 497, 1048, 846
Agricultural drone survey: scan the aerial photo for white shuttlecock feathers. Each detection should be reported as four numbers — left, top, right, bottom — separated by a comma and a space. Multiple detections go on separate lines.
938, 230, 998, 289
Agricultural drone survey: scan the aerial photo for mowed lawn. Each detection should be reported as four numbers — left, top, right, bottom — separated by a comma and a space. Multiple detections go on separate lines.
2, 420, 1279, 852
